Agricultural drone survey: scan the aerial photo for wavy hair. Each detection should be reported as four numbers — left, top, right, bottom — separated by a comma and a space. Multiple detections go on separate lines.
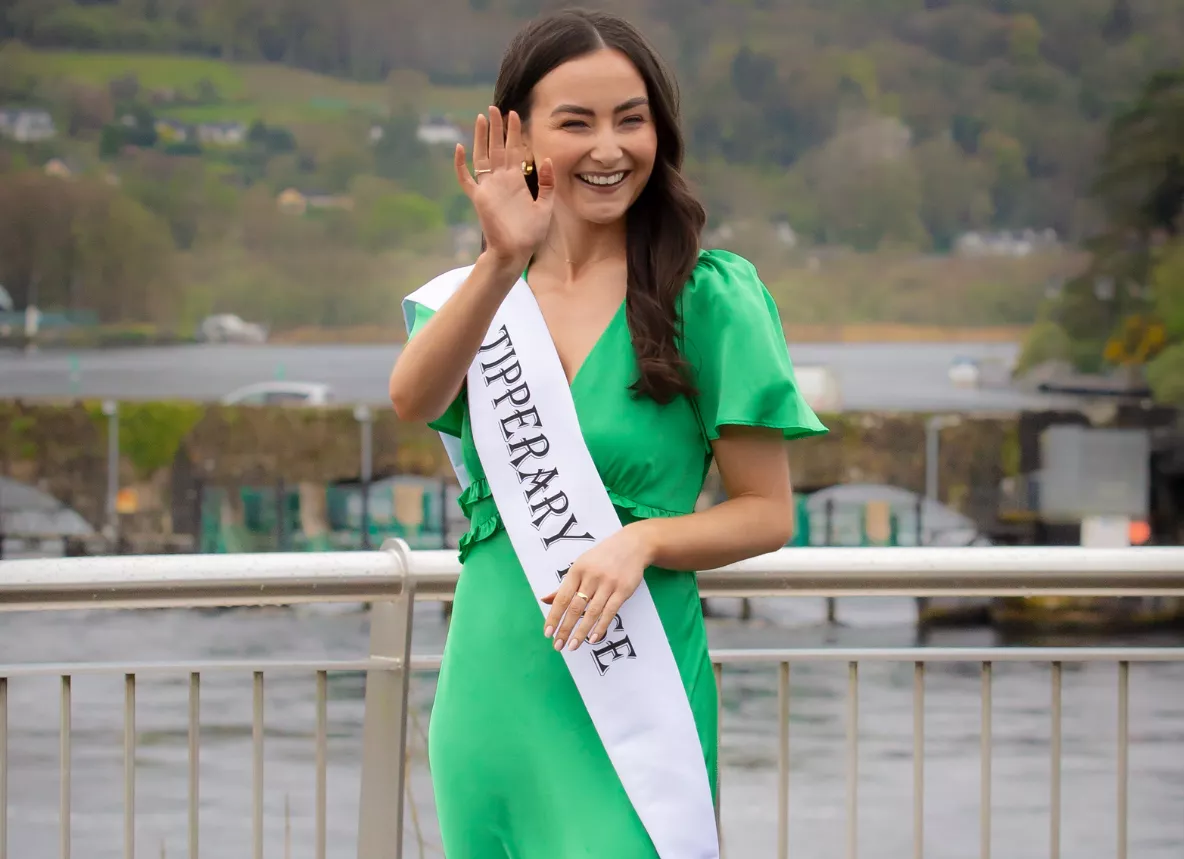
492, 8, 705, 403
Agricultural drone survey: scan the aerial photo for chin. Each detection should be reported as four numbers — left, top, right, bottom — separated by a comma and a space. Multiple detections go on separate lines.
571, 187, 646, 225
576, 205, 631, 226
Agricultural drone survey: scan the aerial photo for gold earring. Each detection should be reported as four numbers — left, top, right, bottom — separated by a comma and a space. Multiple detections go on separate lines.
522, 160, 534, 176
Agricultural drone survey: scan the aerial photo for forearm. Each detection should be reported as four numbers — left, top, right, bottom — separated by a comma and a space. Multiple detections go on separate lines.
389, 251, 525, 422
630, 493, 793, 574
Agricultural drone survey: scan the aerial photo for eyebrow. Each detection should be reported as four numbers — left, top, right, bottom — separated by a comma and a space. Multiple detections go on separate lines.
550, 97, 649, 117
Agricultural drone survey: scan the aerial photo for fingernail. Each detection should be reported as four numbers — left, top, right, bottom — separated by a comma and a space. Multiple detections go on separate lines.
554, 638, 564, 651
568, 638, 579, 651
544, 625, 553, 638
589, 634, 600, 644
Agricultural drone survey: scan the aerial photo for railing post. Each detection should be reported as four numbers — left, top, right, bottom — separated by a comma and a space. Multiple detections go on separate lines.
357, 539, 416, 859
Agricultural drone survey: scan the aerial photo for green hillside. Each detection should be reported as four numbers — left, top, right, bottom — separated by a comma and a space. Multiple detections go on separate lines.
0, 1, 1181, 401
6, 0, 1183, 242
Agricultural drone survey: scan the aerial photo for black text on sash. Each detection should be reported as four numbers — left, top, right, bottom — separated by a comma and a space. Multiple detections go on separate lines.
478, 324, 638, 675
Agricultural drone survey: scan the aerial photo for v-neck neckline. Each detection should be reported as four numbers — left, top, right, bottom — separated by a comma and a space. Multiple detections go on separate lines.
522, 267, 626, 390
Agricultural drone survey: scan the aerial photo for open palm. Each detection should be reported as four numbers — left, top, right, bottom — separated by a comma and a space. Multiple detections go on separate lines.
454, 107, 555, 266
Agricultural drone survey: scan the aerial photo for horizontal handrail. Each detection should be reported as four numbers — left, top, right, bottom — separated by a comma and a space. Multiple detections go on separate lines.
3, 647, 1182, 680
0, 545, 409, 610
2, 543, 1184, 611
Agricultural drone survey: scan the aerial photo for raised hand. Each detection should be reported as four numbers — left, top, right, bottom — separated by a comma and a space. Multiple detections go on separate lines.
455, 106, 555, 270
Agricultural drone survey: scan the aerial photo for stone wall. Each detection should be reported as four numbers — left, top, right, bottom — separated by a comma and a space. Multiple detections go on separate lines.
1, 399, 1021, 538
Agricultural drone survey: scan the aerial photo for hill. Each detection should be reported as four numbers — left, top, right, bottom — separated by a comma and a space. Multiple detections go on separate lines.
13, 48, 493, 126
0, 1, 1179, 347
5, 0, 1184, 245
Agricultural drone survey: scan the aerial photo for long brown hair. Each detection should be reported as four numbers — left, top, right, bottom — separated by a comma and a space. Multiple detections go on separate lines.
492, 8, 705, 403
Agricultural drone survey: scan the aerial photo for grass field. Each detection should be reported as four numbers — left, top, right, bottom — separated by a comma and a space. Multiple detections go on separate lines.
19, 49, 493, 125
762, 248, 1085, 327
21, 50, 249, 95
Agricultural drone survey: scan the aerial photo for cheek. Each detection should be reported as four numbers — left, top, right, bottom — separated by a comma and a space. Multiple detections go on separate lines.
531, 136, 580, 175
630, 131, 658, 172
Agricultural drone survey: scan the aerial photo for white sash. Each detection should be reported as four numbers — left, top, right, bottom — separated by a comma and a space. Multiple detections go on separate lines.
403, 266, 720, 858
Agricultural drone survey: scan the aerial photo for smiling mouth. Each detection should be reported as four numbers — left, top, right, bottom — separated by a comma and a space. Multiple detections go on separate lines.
577, 171, 629, 188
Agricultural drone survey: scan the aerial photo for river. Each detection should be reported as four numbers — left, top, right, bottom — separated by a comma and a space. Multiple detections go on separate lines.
1, 596, 1181, 859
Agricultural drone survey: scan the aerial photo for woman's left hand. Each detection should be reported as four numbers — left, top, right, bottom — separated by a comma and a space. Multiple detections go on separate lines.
542, 522, 655, 652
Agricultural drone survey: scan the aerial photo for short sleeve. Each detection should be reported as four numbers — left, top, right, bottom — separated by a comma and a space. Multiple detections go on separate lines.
406, 303, 466, 438
680, 250, 829, 442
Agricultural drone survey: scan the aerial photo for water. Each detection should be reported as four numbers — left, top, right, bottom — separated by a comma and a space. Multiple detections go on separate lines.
0, 341, 1080, 412
1, 597, 1182, 858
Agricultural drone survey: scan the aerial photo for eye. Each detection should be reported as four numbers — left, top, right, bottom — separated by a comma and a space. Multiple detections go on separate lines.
559, 119, 588, 130
621, 115, 646, 126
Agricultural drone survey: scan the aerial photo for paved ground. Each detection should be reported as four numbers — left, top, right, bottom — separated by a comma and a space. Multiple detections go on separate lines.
0, 341, 1081, 413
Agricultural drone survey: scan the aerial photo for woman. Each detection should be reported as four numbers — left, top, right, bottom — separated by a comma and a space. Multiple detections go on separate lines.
389, 9, 827, 858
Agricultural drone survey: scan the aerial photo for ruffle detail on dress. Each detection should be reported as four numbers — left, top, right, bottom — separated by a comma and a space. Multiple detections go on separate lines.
452, 478, 688, 563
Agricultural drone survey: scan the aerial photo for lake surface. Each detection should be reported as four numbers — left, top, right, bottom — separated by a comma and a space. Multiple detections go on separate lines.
2, 596, 1181, 859
0, 340, 1082, 413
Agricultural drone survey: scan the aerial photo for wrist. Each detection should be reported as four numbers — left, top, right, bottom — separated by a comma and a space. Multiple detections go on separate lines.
477, 248, 530, 282
625, 519, 662, 568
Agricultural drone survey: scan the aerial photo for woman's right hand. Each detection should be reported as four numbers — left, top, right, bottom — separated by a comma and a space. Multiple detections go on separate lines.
454, 106, 555, 271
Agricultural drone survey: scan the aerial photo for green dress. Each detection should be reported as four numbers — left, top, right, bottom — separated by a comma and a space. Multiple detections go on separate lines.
406, 249, 828, 858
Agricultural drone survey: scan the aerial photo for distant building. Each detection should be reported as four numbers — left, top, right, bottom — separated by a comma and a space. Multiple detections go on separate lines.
154, 118, 192, 143
955, 229, 1060, 257
451, 224, 482, 260
0, 107, 57, 142
43, 158, 72, 178
197, 121, 247, 146
276, 187, 355, 216
416, 116, 465, 146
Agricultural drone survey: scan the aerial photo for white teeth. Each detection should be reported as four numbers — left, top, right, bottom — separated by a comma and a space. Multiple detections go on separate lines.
579, 172, 625, 186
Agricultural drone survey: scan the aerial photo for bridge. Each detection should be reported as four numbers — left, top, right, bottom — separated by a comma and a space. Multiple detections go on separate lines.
1, 544, 1182, 858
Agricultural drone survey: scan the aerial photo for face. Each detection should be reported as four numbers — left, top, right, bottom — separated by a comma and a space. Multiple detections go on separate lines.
523, 48, 658, 226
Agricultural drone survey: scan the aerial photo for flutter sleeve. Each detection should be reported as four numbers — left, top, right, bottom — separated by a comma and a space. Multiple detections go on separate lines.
679, 249, 829, 441
404, 302, 466, 439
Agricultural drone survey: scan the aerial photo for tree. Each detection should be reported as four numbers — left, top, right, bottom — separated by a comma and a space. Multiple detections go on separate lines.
804, 114, 930, 250
0, 170, 176, 322
1033, 67, 1184, 387
915, 135, 994, 249
63, 82, 115, 137
1091, 70, 1184, 242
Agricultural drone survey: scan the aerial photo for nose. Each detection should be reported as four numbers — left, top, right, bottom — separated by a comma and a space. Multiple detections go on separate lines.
589, 125, 624, 166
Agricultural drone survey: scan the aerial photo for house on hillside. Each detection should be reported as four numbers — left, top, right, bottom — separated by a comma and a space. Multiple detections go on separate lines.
416, 116, 464, 146
955, 229, 1060, 257
197, 122, 247, 146
43, 158, 73, 178
276, 187, 355, 216
155, 118, 192, 143
0, 107, 57, 142
451, 224, 482, 261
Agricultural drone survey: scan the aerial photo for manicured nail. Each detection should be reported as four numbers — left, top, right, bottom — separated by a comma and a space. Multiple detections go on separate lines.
554, 638, 564, 651
589, 634, 600, 644
568, 638, 579, 651
544, 625, 553, 638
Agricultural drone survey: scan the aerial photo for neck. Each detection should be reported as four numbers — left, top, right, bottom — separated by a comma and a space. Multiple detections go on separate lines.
534, 209, 627, 283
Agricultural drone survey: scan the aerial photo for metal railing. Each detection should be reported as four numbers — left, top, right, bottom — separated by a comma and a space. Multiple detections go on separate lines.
1, 543, 1183, 859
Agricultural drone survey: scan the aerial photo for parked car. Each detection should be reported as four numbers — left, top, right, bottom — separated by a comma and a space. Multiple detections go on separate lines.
948, 356, 981, 388
198, 313, 268, 344
221, 381, 334, 406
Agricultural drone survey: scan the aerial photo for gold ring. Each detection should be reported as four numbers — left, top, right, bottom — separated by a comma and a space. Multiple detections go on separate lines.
575, 591, 590, 601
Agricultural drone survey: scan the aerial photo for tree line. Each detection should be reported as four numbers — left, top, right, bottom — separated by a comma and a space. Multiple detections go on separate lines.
3, 0, 1183, 243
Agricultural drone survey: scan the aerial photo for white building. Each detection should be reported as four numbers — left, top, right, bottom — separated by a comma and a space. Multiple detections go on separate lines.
0, 107, 57, 142
416, 116, 464, 146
